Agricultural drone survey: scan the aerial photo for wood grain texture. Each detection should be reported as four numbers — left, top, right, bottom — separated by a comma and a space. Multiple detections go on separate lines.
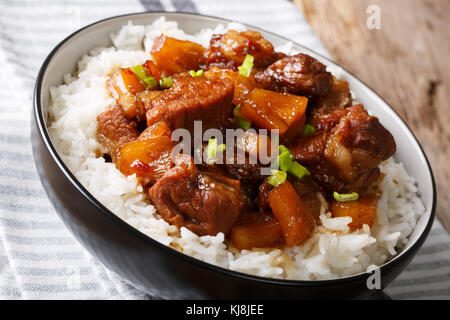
292, 0, 450, 231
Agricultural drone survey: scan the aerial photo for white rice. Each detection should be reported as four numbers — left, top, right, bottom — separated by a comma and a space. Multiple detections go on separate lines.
47, 17, 425, 280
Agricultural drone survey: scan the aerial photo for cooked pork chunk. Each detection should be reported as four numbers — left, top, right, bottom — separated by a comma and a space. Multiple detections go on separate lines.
96, 105, 140, 163
291, 105, 396, 194
148, 155, 245, 236
254, 53, 333, 97
144, 75, 234, 135
307, 78, 353, 129
202, 30, 281, 70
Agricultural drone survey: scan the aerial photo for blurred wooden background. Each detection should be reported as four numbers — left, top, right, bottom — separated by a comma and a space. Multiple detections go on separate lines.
292, 0, 450, 232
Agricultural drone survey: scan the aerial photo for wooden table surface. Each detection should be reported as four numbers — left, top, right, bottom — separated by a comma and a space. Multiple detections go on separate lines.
292, 0, 450, 232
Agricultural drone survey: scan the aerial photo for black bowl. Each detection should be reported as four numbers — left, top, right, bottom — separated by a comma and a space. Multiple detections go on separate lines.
31, 12, 436, 299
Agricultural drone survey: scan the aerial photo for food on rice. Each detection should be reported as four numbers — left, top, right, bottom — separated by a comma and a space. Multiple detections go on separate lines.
47, 18, 425, 280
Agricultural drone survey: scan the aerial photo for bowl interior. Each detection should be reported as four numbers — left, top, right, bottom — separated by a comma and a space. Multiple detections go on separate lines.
37, 12, 435, 281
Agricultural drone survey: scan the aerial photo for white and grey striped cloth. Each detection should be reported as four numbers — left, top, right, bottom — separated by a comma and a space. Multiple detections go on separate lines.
0, 0, 448, 299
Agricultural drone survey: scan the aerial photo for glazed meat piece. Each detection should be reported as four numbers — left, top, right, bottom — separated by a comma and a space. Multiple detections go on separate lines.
309, 108, 350, 132
144, 75, 234, 135
198, 142, 264, 186
202, 30, 281, 70
204, 66, 239, 83
257, 179, 273, 212
148, 155, 245, 236
290, 129, 329, 163
295, 145, 381, 195
254, 53, 333, 97
292, 141, 382, 195
307, 79, 353, 129
291, 105, 396, 194
197, 152, 261, 211
239, 182, 260, 212
225, 154, 263, 184
96, 105, 140, 163
325, 104, 396, 181
225, 130, 271, 184
135, 90, 161, 120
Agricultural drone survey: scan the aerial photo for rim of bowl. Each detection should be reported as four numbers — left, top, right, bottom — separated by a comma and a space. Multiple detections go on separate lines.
33, 11, 437, 287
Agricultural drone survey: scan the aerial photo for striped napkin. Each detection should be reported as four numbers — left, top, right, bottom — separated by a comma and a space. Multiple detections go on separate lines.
0, 0, 448, 300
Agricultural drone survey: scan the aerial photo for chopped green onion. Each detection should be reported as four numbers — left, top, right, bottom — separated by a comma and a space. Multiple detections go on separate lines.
236, 117, 251, 130
277, 145, 294, 172
233, 105, 242, 118
268, 170, 287, 187
189, 69, 204, 77
159, 77, 173, 89
279, 145, 290, 155
142, 77, 157, 88
130, 65, 157, 89
207, 138, 218, 160
130, 65, 156, 88
288, 161, 310, 179
238, 54, 254, 77
302, 124, 316, 135
217, 143, 226, 153
276, 145, 309, 179
206, 138, 226, 162
130, 65, 146, 79
333, 192, 359, 202
279, 145, 294, 160
278, 151, 293, 172
233, 105, 252, 130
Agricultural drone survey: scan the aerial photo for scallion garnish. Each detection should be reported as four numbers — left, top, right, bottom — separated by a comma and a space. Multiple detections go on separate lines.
278, 150, 293, 172
159, 77, 173, 89
333, 192, 359, 202
207, 138, 226, 162
238, 54, 254, 77
217, 143, 226, 153
279, 145, 289, 155
130, 65, 146, 79
236, 118, 251, 130
302, 124, 315, 135
279, 145, 294, 160
288, 161, 310, 179
233, 105, 252, 130
189, 69, 204, 77
268, 170, 287, 187
232, 105, 242, 118
143, 77, 157, 88
130, 65, 157, 89
207, 138, 218, 160
276, 145, 310, 179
